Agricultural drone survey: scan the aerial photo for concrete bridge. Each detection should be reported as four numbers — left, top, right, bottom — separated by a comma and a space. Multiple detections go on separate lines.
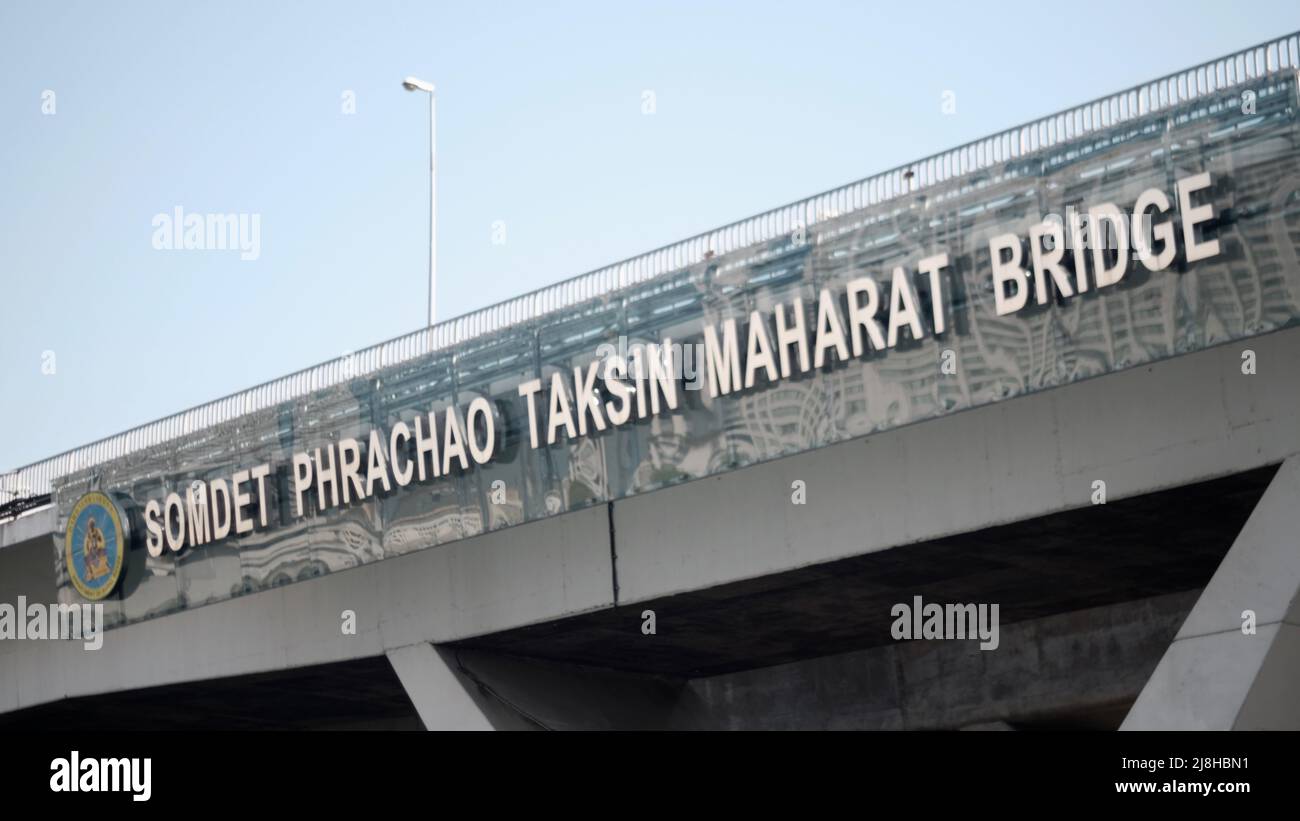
3, 33, 1300, 730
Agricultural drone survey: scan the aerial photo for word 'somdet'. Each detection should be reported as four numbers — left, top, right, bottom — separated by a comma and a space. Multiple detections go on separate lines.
141, 398, 496, 555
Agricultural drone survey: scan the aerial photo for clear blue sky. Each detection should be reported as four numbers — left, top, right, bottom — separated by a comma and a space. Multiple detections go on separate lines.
1, 1, 1295, 471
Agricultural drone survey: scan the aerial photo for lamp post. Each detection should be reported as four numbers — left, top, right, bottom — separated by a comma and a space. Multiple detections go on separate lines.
402, 76, 436, 326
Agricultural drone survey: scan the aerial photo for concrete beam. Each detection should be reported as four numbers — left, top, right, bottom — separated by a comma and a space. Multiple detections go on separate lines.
614, 328, 1300, 604
3, 329, 1296, 717
1123, 456, 1300, 730
0, 503, 615, 715
0, 505, 54, 550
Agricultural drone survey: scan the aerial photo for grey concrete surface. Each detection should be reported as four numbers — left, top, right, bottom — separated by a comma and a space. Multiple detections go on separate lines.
613, 328, 1300, 604
0, 523, 58, 611
389, 591, 1194, 730
0, 506, 53, 550
0, 503, 614, 714
2, 327, 1297, 718
386, 643, 496, 731
407, 646, 708, 730
1123, 456, 1300, 730
683, 591, 1197, 730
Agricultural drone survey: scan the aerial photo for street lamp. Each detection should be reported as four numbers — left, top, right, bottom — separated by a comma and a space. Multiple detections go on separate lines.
403, 76, 436, 326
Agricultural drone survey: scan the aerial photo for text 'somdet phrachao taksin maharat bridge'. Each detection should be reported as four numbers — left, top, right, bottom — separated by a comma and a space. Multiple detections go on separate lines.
2, 32, 1300, 730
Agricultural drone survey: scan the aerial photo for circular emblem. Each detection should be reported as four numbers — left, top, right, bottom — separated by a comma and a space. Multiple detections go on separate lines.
65, 491, 128, 601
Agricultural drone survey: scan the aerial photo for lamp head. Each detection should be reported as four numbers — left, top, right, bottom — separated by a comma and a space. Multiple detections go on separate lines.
402, 76, 435, 93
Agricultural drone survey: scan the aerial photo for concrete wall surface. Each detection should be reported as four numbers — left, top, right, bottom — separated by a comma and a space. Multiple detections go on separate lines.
2, 327, 1297, 718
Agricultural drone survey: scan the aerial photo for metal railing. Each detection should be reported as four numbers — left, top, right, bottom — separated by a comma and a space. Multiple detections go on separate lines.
3, 32, 1298, 504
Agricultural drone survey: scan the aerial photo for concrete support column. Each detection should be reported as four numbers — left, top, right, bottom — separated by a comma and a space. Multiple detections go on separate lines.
385, 643, 502, 730
1123, 456, 1300, 730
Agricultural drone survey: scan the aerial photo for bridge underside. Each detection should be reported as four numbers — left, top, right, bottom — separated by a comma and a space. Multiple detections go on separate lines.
0, 465, 1275, 731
